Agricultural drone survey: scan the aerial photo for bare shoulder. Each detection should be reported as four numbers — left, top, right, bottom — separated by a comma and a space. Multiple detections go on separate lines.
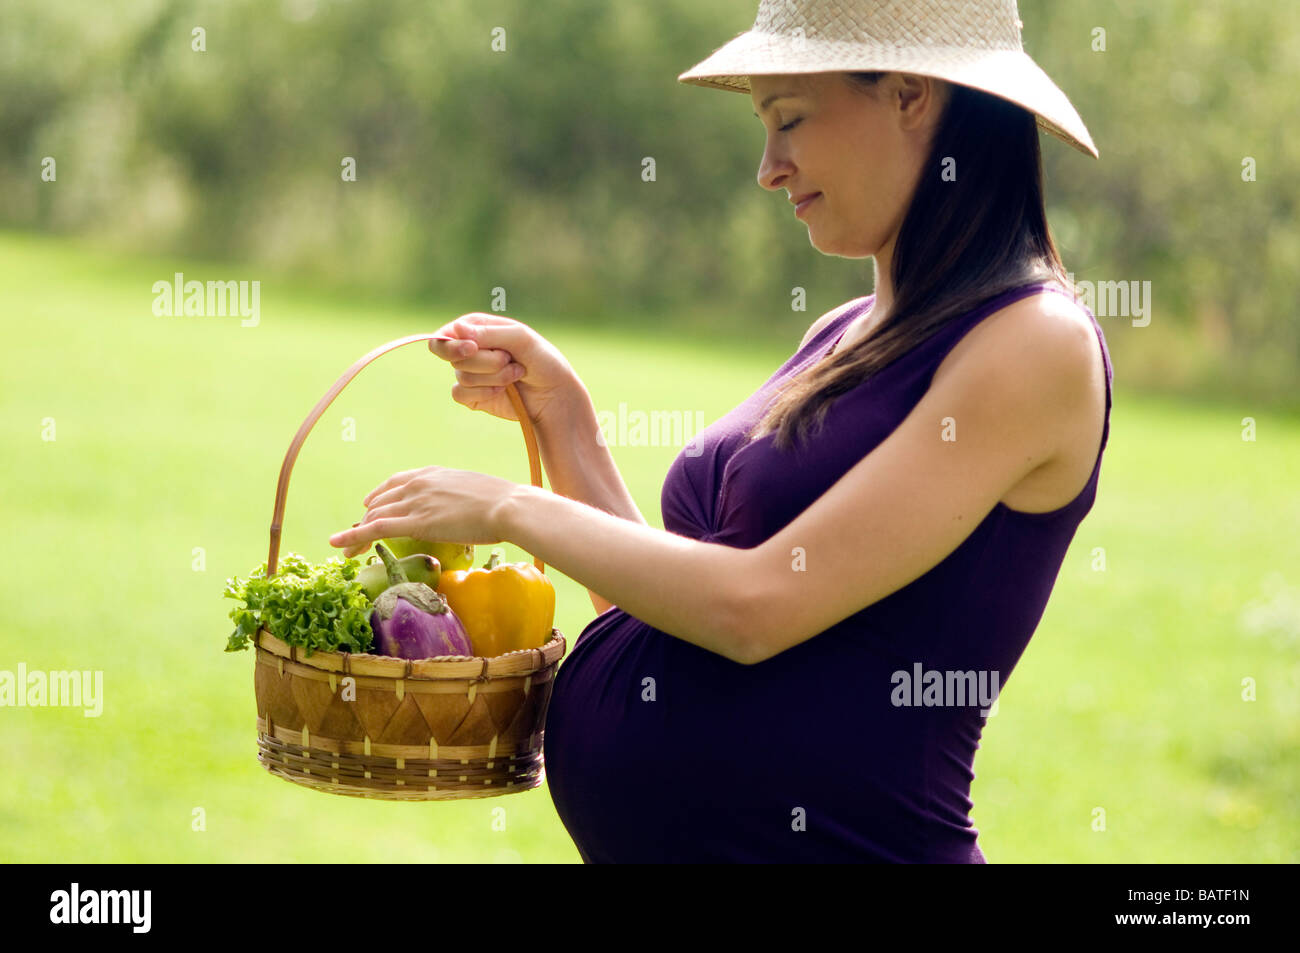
934, 287, 1106, 513
799, 295, 872, 350
937, 288, 1098, 389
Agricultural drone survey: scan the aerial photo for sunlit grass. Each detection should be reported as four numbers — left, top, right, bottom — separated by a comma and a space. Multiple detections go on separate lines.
1, 232, 1295, 862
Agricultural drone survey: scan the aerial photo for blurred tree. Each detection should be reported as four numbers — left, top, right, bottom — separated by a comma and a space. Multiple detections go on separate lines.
0, 0, 1295, 402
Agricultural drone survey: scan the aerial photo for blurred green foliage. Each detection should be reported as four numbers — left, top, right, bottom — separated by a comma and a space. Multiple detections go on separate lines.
1, 0, 1297, 404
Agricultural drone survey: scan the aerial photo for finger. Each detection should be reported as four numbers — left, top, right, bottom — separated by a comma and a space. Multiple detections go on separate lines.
451, 381, 511, 408
429, 335, 477, 361
451, 315, 530, 360
451, 337, 512, 372
455, 359, 522, 388
364, 485, 412, 511
435, 315, 496, 340
341, 520, 367, 559
434, 315, 495, 349
363, 469, 423, 507
330, 516, 410, 552
360, 500, 411, 525
344, 506, 413, 556
453, 312, 511, 330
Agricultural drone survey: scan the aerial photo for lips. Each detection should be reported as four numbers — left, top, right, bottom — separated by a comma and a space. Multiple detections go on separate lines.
793, 192, 821, 217
790, 191, 820, 207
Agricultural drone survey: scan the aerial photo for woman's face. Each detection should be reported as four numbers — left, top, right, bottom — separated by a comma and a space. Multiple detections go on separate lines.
751, 72, 948, 259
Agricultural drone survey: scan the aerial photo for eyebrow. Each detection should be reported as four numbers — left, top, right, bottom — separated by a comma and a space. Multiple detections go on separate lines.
752, 92, 801, 117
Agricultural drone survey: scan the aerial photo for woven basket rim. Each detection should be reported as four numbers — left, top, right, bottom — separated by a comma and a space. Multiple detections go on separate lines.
253, 625, 565, 679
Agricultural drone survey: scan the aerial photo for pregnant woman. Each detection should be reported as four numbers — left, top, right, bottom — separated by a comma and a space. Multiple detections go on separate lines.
330, 0, 1112, 862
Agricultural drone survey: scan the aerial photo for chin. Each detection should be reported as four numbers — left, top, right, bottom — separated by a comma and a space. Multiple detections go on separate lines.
812, 235, 873, 260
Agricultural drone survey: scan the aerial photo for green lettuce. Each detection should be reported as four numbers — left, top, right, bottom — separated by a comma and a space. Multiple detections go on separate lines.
223, 552, 375, 657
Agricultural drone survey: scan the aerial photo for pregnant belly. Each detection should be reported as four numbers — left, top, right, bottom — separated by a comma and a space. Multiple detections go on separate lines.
543, 606, 758, 783
541, 607, 980, 861
542, 609, 677, 861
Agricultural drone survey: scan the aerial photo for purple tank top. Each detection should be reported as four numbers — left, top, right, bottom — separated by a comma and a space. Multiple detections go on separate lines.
543, 281, 1114, 862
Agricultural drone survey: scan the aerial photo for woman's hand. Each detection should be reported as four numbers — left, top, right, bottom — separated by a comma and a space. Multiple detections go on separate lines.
428, 313, 585, 430
327, 465, 521, 558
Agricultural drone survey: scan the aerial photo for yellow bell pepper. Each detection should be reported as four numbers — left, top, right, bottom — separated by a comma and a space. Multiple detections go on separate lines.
435, 548, 555, 657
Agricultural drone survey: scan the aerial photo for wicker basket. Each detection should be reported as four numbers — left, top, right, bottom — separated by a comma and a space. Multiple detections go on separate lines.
251, 332, 566, 800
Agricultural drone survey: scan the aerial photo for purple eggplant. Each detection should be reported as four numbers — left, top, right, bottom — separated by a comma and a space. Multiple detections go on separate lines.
368, 543, 473, 659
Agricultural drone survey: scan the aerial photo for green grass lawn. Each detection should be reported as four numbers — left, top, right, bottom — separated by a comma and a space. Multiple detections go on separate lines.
1, 231, 1296, 862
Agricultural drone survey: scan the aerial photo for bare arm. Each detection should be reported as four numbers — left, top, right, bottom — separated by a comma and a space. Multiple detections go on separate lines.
429, 315, 648, 616
532, 383, 648, 615
494, 484, 748, 663
543, 300, 866, 615
735, 294, 1093, 663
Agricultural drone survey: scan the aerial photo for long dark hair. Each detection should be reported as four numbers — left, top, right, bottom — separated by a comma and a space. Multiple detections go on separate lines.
747, 71, 1071, 452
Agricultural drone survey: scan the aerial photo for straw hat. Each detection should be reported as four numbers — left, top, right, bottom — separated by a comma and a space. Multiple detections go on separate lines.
678, 0, 1098, 158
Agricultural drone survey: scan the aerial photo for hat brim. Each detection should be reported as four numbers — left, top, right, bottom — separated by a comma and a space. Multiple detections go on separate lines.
678, 31, 1098, 159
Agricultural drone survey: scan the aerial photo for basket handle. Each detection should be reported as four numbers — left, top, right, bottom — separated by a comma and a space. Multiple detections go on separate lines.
266, 333, 546, 578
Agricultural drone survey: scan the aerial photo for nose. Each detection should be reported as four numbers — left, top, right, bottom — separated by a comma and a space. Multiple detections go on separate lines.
756, 137, 794, 192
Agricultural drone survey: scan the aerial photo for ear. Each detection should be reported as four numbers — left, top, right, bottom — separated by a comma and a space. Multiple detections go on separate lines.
894, 73, 944, 132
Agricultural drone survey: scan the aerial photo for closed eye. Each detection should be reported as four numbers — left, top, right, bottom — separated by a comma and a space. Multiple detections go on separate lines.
779, 118, 802, 132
